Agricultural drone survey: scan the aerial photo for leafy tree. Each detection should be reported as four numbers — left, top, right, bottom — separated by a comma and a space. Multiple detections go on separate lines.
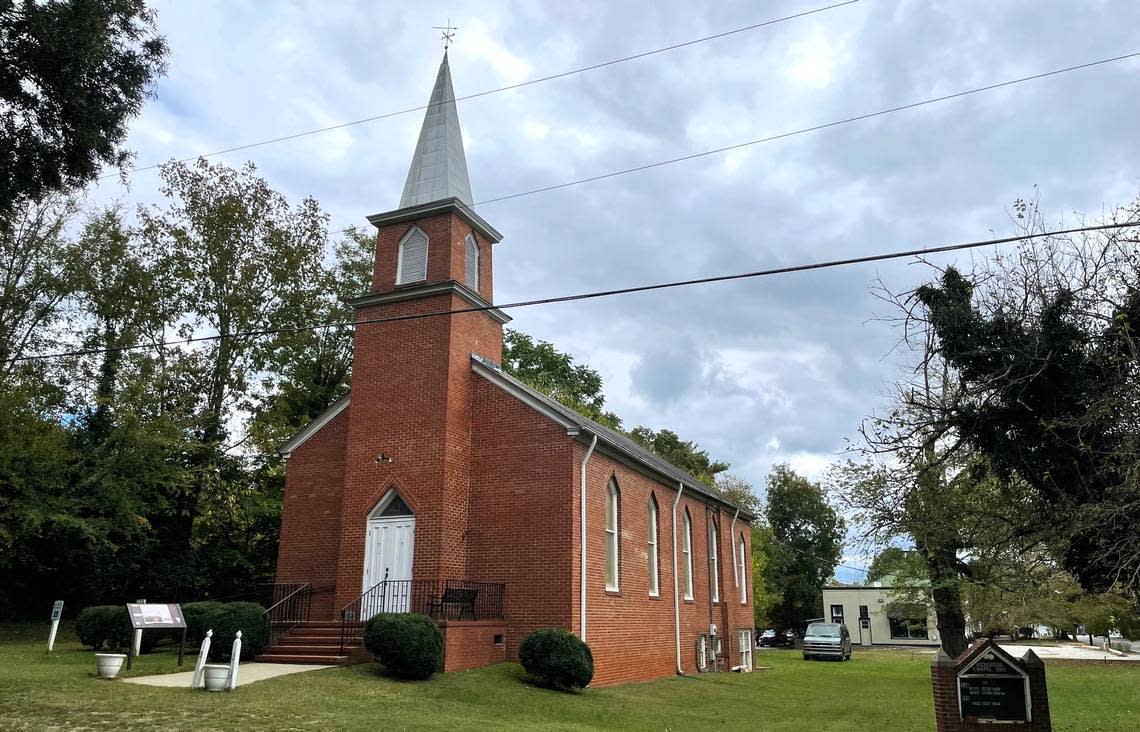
867, 548, 926, 584
628, 427, 728, 485
248, 225, 373, 454
0, 0, 167, 220
763, 464, 844, 632
751, 523, 777, 628
914, 201, 1140, 596
712, 474, 761, 516
0, 197, 83, 381
501, 329, 621, 428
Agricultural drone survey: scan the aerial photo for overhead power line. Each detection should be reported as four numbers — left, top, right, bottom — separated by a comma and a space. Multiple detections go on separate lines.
105, 1, 860, 179
9, 221, 1136, 365
470, 50, 1140, 207
316, 49, 1140, 240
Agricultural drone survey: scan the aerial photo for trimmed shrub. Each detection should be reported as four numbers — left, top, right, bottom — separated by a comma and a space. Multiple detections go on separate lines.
203, 602, 269, 661
362, 613, 443, 680
76, 606, 118, 650
75, 605, 156, 653
519, 628, 594, 690
182, 601, 226, 644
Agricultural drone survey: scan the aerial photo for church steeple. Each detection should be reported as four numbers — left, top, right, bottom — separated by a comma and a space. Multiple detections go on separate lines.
400, 51, 473, 208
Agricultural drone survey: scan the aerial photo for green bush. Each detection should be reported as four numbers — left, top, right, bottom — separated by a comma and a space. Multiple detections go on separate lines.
74, 606, 156, 653
519, 628, 594, 690
362, 613, 443, 680
203, 602, 269, 661
182, 601, 226, 644
76, 606, 118, 650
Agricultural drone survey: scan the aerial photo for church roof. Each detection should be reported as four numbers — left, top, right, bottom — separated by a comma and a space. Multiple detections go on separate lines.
399, 51, 474, 208
471, 354, 757, 520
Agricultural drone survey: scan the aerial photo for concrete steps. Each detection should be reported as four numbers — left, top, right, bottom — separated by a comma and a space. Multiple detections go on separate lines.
256, 621, 361, 665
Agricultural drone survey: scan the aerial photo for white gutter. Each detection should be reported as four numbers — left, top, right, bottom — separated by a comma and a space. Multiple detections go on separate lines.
579, 434, 598, 642
672, 481, 685, 674
729, 508, 740, 587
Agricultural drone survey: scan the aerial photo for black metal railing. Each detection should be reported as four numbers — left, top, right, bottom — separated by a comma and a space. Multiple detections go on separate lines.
265, 582, 312, 647
339, 576, 505, 654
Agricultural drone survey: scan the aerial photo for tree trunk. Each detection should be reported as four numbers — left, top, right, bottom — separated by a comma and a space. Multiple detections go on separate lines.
920, 545, 969, 657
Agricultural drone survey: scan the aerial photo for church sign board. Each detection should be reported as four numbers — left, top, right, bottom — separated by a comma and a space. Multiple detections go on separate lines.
957, 646, 1030, 721
931, 638, 1052, 732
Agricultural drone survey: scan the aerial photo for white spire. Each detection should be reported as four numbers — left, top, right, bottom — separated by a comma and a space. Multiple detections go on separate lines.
400, 51, 473, 208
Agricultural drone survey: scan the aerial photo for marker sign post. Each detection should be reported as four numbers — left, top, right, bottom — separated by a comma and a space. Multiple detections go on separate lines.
125, 603, 187, 670
47, 601, 64, 652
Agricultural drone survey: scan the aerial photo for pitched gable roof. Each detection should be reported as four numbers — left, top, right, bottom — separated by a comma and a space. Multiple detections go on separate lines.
470, 353, 756, 520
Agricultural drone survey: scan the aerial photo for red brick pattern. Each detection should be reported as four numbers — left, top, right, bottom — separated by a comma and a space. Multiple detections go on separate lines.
275, 407, 348, 618
573, 444, 753, 686
442, 621, 509, 672
931, 640, 1052, 731
370, 212, 493, 301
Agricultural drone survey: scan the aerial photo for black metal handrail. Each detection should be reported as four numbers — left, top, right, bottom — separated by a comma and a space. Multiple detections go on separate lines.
339, 575, 505, 654
265, 582, 312, 647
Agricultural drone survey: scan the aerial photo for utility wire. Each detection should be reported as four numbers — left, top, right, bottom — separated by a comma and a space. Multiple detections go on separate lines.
8, 221, 1136, 365
317, 49, 1140, 239
470, 50, 1140, 207
104, 1, 860, 179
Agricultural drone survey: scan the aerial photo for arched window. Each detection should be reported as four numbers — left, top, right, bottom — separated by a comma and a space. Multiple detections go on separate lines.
647, 494, 660, 597
682, 509, 693, 600
605, 478, 619, 591
709, 517, 720, 603
396, 226, 428, 284
738, 532, 748, 604
464, 234, 479, 290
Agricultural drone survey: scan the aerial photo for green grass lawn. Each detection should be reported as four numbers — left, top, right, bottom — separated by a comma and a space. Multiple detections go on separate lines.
1, 623, 1138, 731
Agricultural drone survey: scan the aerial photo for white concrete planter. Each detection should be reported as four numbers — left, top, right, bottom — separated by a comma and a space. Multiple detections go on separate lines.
95, 653, 126, 679
202, 664, 231, 691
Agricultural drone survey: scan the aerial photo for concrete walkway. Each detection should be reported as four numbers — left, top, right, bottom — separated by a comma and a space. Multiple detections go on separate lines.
124, 662, 334, 688
998, 642, 1140, 662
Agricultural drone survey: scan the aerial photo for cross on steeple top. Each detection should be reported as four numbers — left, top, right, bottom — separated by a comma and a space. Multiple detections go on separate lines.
432, 20, 458, 51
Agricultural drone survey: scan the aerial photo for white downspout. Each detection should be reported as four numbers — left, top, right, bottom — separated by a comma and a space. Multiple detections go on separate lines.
729, 508, 740, 588
672, 481, 685, 674
579, 434, 598, 642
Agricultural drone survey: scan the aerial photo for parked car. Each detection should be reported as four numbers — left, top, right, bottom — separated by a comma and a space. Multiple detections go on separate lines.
802, 622, 852, 661
757, 629, 796, 647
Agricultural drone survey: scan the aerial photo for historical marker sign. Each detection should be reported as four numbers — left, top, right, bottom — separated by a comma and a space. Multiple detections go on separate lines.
957, 646, 1030, 722
124, 603, 188, 670
126, 603, 186, 629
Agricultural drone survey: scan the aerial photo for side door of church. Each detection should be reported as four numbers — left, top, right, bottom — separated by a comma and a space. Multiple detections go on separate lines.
362, 513, 415, 618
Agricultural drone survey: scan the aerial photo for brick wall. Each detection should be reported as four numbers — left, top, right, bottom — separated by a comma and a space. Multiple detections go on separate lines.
274, 407, 348, 618
442, 620, 509, 672
468, 376, 574, 658
370, 212, 493, 302
572, 443, 754, 686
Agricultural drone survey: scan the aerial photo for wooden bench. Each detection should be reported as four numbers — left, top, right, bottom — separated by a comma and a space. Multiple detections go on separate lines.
428, 587, 478, 620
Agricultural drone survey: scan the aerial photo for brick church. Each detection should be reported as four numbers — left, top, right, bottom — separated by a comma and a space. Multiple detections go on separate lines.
268, 52, 755, 686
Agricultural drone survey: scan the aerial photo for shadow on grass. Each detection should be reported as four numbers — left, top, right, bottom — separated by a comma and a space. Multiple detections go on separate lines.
514, 667, 588, 694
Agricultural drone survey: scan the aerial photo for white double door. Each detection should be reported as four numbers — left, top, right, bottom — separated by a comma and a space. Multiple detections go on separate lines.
362, 516, 415, 618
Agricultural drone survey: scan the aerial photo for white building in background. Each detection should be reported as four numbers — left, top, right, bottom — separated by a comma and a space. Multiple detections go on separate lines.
822, 580, 940, 647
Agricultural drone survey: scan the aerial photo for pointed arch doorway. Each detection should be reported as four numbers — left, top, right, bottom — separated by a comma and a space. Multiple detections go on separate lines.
362, 490, 415, 617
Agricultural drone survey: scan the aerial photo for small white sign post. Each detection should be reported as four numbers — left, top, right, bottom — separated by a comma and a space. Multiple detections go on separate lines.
228, 631, 242, 690
191, 630, 213, 689
47, 600, 64, 652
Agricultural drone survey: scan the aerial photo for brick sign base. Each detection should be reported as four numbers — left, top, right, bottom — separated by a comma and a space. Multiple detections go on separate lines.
931, 639, 1052, 731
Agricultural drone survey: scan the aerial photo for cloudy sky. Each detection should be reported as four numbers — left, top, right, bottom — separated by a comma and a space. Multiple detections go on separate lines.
88, 0, 1140, 575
